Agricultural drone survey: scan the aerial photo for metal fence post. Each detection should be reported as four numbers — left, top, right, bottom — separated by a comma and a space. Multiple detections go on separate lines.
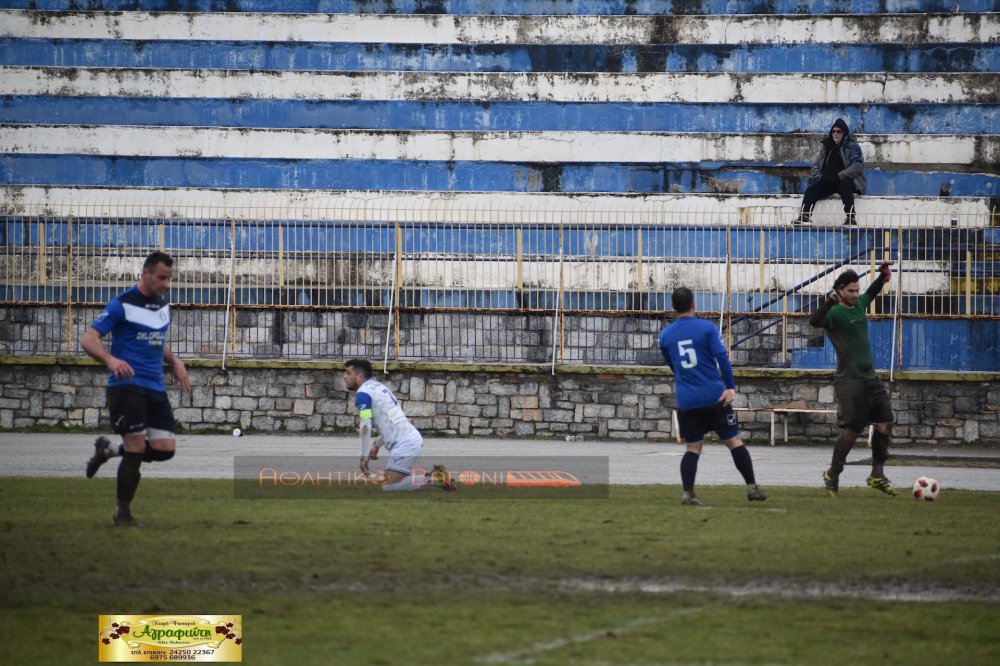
516, 226, 524, 302
65, 214, 73, 353
38, 220, 47, 288
636, 225, 644, 311
222, 218, 236, 369
395, 222, 403, 361
966, 250, 973, 315
724, 215, 732, 350
551, 223, 564, 375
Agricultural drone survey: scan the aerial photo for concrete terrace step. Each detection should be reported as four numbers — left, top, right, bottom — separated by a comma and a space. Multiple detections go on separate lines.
5, 38, 997, 73
5, 98, 999, 135
6, 68, 997, 104
6, 127, 995, 167
7, 1, 999, 15
7, 125, 1000, 171
3, 155, 994, 196
4, 221, 993, 255
4, 188, 992, 222
3, 10, 997, 45
4, 126, 996, 196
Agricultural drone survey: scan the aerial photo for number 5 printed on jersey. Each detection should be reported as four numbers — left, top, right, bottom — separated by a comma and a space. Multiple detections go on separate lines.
678, 339, 698, 368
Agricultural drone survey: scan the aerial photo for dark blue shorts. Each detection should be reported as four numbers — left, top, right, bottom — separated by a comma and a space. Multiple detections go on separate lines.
677, 402, 740, 443
107, 385, 176, 436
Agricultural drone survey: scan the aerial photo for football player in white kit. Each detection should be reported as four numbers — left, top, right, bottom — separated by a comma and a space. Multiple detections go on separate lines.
344, 359, 456, 492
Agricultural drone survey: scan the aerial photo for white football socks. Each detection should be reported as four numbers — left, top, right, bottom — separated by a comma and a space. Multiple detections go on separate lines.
381, 474, 430, 492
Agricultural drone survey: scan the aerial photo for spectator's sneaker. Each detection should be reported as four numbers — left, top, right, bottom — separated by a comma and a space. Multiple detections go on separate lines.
112, 507, 143, 528
843, 214, 857, 226
866, 475, 898, 496
431, 465, 457, 491
746, 483, 768, 501
681, 491, 706, 506
822, 470, 839, 498
791, 215, 811, 226
86, 436, 114, 478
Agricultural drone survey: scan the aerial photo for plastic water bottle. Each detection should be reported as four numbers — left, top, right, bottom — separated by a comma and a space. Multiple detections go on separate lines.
565, 435, 584, 442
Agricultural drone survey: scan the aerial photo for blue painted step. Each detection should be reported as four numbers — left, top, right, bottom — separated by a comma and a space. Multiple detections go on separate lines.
0, 217, 910, 258
6, 98, 997, 135
5, 39, 996, 73
4, 155, 996, 196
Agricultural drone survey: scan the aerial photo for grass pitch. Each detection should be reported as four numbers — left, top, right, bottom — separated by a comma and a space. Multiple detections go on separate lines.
2, 478, 999, 665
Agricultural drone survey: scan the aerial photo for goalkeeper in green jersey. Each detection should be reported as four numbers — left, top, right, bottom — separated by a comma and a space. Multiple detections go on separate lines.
809, 263, 898, 497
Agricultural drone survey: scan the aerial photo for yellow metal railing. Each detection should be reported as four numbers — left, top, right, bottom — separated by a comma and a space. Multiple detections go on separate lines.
1, 202, 997, 367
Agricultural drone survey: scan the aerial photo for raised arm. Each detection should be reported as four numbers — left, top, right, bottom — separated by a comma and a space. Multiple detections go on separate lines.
860, 264, 892, 309
809, 290, 841, 329
866, 263, 892, 297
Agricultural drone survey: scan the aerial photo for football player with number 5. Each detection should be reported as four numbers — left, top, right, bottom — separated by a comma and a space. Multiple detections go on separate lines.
658, 287, 767, 507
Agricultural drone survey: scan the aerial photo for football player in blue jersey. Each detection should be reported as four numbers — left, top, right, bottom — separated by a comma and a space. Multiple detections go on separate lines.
82, 251, 190, 526
659, 287, 767, 506
344, 359, 455, 492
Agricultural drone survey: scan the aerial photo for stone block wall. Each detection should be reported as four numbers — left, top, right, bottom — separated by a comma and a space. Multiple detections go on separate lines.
1, 360, 997, 446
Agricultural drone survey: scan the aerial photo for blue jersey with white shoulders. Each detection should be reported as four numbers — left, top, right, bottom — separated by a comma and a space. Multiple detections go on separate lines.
91, 286, 170, 391
659, 316, 736, 410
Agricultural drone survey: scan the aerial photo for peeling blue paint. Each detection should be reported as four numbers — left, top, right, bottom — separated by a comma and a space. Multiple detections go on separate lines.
4, 1, 998, 14
4, 155, 997, 196
793, 320, 1000, 371
5, 39, 998, 73
2, 1, 997, 374
7, 97, 999, 135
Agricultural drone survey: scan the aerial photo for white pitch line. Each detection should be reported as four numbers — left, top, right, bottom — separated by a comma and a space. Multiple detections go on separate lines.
475, 608, 705, 664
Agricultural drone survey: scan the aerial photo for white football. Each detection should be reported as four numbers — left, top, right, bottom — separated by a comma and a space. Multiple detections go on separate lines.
912, 476, 939, 501
232, 428, 243, 437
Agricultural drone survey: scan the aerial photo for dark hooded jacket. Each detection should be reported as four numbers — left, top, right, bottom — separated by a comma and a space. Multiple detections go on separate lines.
809, 118, 866, 194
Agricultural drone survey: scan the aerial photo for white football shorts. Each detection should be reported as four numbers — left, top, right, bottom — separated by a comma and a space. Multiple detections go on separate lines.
384, 435, 424, 476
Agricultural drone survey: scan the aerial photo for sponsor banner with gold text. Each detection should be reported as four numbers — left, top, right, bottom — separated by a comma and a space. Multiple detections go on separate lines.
98, 615, 242, 662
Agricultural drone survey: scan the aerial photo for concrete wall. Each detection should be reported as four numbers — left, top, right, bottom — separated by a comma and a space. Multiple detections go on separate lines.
2, 360, 997, 446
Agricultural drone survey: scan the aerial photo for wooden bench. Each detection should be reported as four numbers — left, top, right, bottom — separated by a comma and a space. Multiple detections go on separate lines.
672, 400, 874, 447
